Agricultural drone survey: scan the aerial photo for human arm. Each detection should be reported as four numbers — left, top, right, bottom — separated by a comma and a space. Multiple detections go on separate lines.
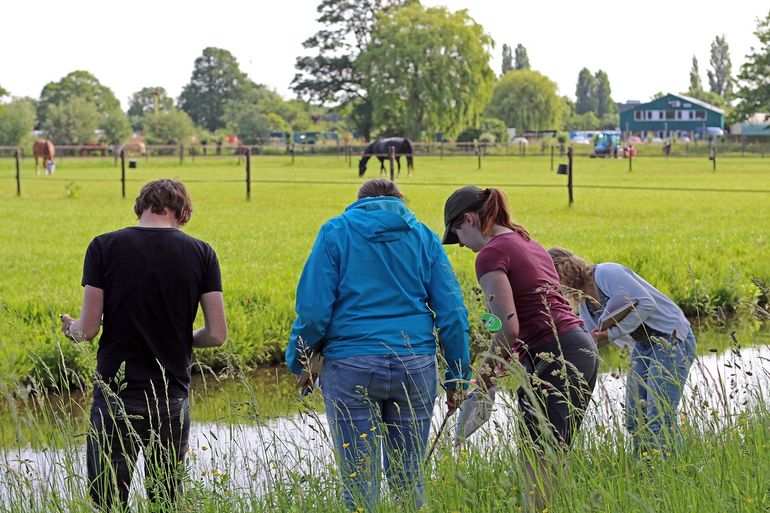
427, 244, 471, 395
477, 270, 518, 390
286, 226, 339, 375
60, 285, 104, 341
594, 264, 656, 342
193, 291, 228, 348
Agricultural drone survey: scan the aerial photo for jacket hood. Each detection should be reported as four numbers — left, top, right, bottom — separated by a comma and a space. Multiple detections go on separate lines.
343, 196, 416, 242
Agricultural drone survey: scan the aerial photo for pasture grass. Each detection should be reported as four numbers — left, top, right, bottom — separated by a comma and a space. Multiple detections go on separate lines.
0, 154, 768, 385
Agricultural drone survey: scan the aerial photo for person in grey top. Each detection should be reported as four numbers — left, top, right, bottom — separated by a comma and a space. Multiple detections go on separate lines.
548, 247, 697, 455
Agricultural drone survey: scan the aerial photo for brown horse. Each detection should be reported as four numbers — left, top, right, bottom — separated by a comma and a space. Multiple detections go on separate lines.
33, 139, 55, 175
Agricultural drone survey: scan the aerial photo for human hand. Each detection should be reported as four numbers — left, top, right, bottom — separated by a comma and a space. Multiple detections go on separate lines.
60, 314, 81, 341
445, 388, 465, 416
60, 314, 74, 334
591, 329, 609, 345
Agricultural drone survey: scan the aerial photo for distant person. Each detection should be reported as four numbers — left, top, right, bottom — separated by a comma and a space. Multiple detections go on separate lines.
442, 185, 598, 510
287, 178, 470, 511
60, 179, 227, 511
548, 247, 696, 455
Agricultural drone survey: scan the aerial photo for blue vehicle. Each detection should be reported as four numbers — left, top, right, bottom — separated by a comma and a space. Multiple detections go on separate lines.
592, 131, 621, 158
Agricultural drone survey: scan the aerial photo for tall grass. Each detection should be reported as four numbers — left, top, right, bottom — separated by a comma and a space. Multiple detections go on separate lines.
1, 328, 770, 512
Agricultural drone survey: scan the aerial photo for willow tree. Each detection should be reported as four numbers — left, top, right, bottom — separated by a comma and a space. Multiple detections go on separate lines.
357, 4, 494, 140
484, 69, 562, 134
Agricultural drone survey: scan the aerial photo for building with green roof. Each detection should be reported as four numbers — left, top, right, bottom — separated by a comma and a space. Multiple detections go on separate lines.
619, 93, 724, 139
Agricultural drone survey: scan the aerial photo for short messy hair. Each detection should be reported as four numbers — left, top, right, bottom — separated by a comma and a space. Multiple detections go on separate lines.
357, 178, 404, 200
133, 179, 193, 225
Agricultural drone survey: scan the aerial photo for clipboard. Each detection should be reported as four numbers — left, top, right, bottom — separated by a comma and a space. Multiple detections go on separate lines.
598, 297, 638, 331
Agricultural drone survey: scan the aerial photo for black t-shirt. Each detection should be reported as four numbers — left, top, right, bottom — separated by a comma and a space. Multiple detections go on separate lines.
82, 227, 222, 401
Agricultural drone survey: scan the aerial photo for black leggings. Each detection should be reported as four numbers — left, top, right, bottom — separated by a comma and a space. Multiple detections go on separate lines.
518, 327, 599, 448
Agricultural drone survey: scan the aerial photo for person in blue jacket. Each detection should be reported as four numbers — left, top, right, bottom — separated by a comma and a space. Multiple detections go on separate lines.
548, 247, 697, 455
286, 178, 471, 511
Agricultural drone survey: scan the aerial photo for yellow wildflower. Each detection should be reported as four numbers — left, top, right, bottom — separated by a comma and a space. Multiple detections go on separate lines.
360, 433, 368, 439
342, 443, 350, 448
349, 471, 357, 478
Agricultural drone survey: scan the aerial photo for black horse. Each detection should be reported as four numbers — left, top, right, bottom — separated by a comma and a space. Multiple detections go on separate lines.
358, 137, 414, 177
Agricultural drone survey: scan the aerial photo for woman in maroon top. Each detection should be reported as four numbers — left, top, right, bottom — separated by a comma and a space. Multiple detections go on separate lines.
442, 185, 599, 507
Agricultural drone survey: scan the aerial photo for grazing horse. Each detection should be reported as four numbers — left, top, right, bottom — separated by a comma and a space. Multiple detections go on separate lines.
33, 139, 55, 175
358, 137, 414, 177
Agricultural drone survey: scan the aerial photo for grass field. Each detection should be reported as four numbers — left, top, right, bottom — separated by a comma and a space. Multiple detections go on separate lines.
0, 153, 769, 512
0, 154, 768, 384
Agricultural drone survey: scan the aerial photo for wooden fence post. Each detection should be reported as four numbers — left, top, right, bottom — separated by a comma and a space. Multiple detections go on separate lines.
15, 149, 21, 197
567, 145, 574, 207
120, 150, 126, 199
389, 146, 395, 181
179, 144, 184, 165
245, 148, 251, 201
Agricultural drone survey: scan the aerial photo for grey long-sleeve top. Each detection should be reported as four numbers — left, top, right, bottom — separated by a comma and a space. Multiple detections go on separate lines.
578, 263, 691, 343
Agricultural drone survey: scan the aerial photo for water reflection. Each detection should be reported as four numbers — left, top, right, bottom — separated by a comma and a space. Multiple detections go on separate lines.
2, 342, 770, 505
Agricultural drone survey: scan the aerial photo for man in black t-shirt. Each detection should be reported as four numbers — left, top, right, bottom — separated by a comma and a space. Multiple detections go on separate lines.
60, 179, 227, 511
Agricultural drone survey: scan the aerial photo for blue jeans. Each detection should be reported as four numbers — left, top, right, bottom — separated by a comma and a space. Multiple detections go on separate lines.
625, 328, 697, 455
320, 353, 438, 511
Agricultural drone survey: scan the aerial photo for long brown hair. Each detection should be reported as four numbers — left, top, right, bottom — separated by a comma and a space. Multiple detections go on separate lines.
476, 188, 529, 239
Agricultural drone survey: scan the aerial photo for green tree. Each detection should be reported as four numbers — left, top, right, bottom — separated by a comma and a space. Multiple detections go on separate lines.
485, 70, 562, 133
143, 109, 196, 145
37, 71, 121, 127
594, 69, 616, 119
128, 87, 174, 118
689, 55, 703, 93
178, 47, 254, 132
501, 44, 513, 75
575, 68, 597, 115
42, 97, 102, 144
102, 110, 131, 145
514, 44, 530, 70
357, 4, 494, 140
0, 85, 8, 98
224, 103, 272, 144
266, 112, 291, 135
732, 11, 770, 122
708, 35, 733, 99
456, 116, 508, 143
0, 98, 36, 146
292, 0, 410, 140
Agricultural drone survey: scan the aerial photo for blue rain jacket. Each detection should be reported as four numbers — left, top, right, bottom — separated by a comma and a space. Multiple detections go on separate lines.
286, 196, 470, 389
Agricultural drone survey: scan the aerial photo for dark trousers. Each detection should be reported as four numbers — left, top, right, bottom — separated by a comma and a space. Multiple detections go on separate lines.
518, 327, 599, 449
86, 394, 190, 511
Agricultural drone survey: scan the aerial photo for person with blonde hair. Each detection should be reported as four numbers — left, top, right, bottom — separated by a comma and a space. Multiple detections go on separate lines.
442, 185, 598, 508
547, 247, 697, 454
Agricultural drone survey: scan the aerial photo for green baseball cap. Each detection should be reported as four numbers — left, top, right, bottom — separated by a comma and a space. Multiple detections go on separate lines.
442, 185, 488, 245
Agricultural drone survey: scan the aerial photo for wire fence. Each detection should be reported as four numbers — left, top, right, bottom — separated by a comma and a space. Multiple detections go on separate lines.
1, 138, 769, 161
2, 145, 769, 205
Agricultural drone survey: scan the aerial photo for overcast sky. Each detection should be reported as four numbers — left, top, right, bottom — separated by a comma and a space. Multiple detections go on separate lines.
1, 0, 766, 109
